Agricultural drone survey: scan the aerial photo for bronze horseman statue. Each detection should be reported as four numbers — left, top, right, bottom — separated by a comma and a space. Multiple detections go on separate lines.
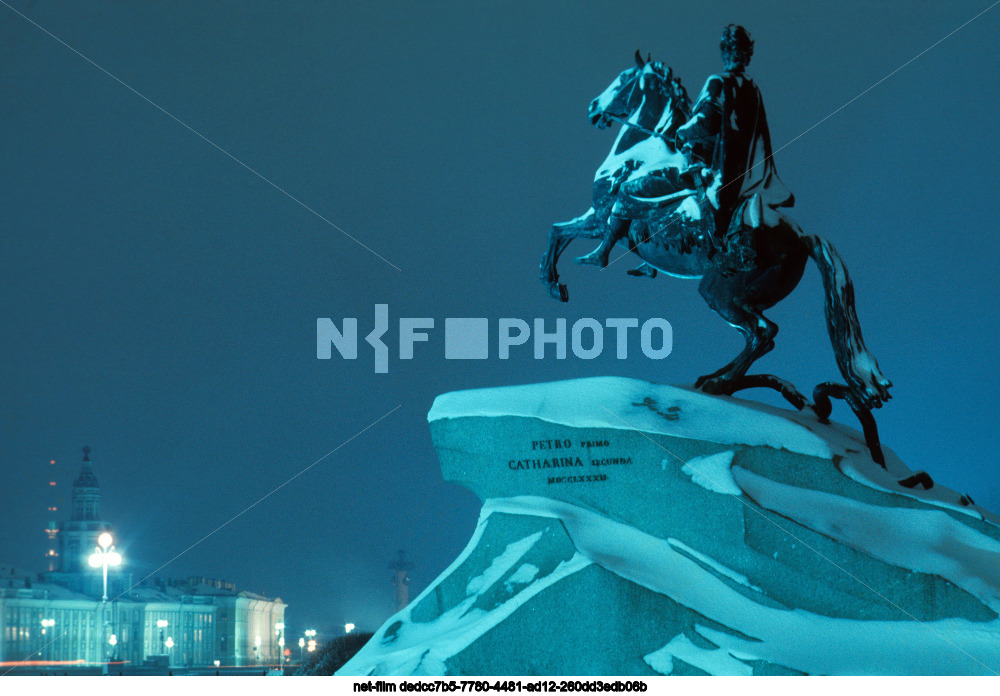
540, 26, 893, 464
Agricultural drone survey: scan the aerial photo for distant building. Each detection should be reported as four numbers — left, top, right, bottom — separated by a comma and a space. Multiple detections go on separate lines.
0, 448, 285, 670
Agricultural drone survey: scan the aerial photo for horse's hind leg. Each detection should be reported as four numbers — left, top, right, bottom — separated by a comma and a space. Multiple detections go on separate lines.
695, 273, 778, 389
540, 209, 601, 302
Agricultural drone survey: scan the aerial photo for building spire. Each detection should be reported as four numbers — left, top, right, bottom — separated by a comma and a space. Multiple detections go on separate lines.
73, 446, 99, 489
60, 445, 111, 571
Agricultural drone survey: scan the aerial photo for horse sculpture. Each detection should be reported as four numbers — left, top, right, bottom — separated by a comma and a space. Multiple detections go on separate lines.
540, 52, 893, 465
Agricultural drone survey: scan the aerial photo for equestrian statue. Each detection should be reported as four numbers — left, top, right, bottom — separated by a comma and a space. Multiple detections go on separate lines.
539, 26, 893, 465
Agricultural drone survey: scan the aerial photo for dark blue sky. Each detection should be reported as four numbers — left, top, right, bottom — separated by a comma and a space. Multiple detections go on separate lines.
2, 1, 998, 636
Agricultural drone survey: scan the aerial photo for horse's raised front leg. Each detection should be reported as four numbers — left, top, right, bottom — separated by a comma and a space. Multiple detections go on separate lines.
575, 214, 628, 268
540, 209, 601, 302
695, 271, 778, 391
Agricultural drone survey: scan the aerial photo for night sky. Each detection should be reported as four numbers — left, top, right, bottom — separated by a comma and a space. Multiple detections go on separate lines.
2, 1, 998, 638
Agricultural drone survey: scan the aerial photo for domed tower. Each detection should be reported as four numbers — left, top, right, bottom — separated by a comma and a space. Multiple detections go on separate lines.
59, 446, 113, 572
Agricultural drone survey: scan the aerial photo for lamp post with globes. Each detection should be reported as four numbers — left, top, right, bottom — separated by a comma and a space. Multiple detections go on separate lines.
275, 622, 285, 671
88, 532, 121, 675
165, 635, 174, 668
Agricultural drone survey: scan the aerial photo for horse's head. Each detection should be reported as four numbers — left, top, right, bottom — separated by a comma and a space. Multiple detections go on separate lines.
589, 51, 689, 135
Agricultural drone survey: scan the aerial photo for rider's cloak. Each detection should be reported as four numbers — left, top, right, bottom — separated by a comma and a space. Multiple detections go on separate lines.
676, 71, 794, 231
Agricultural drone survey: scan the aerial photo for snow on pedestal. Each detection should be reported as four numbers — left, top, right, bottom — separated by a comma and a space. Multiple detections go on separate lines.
339, 377, 1000, 676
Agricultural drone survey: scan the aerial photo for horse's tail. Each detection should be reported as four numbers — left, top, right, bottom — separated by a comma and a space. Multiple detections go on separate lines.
802, 234, 892, 409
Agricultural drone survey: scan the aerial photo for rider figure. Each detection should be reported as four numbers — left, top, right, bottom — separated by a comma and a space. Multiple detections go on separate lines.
578, 25, 793, 268
676, 24, 793, 251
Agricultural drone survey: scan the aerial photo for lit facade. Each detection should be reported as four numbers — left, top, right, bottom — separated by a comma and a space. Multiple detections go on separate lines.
0, 449, 286, 671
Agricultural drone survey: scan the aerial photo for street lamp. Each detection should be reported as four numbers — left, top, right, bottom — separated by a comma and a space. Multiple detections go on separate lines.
345, 623, 355, 634
88, 532, 121, 675
165, 634, 174, 667
275, 622, 285, 668
157, 619, 168, 654
40, 618, 55, 635
298, 637, 305, 662
305, 628, 317, 654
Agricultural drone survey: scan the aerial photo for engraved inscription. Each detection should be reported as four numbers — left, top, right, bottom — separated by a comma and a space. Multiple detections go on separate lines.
547, 474, 607, 485
507, 435, 631, 484
532, 439, 573, 450
590, 456, 632, 466
509, 457, 583, 470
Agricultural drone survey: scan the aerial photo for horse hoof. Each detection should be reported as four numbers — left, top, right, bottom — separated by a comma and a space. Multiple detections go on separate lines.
574, 252, 606, 268
627, 264, 657, 278
696, 377, 736, 396
695, 375, 716, 392
547, 283, 569, 302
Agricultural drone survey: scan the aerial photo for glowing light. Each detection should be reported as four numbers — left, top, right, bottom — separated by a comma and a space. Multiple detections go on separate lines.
98, 533, 113, 549
298, 638, 305, 648
275, 622, 285, 631
88, 554, 102, 568
0, 660, 86, 668
307, 640, 316, 652
213, 660, 220, 667
165, 637, 174, 649
344, 623, 355, 634
157, 619, 168, 629
108, 635, 117, 647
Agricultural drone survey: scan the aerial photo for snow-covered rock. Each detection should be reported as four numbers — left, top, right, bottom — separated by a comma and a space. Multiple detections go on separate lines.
338, 377, 1000, 676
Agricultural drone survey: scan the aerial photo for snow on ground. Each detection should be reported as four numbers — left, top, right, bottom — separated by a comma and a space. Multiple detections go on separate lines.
339, 510, 592, 676
486, 496, 1000, 675
717, 389, 1000, 525
504, 564, 540, 592
678, 450, 740, 495
666, 537, 762, 593
429, 377, 832, 459
733, 467, 1000, 612
374, 379, 1000, 675
644, 633, 753, 676
342, 493, 1000, 675
431, 377, 999, 526
465, 532, 542, 596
